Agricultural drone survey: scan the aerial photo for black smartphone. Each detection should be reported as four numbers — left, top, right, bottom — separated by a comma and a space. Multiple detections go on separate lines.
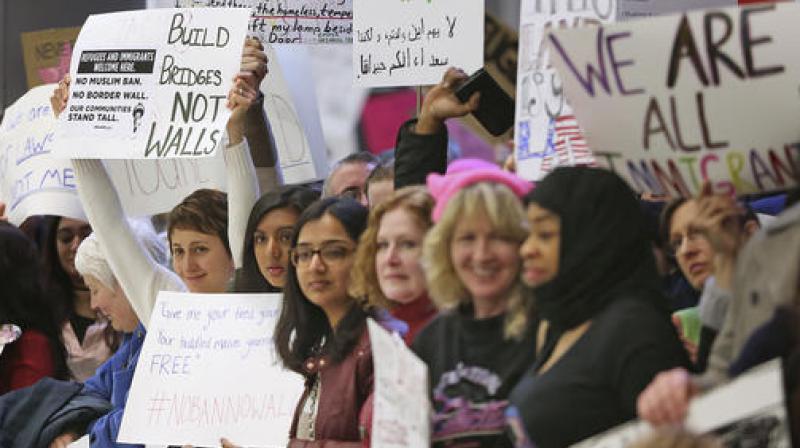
454, 68, 515, 136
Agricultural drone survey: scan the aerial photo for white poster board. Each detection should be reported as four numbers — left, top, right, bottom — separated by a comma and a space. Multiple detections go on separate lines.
53, 8, 250, 159
262, 45, 329, 183
514, 0, 615, 181
572, 359, 789, 447
352, 0, 484, 87
367, 319, 430, 448
0, 85, 86, 225
174, 0, 353, 44
548, 3, 800, 196
118, 292, 304, 447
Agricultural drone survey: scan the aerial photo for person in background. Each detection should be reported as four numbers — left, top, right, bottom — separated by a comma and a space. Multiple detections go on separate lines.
364, 161, 394, 209
506, 167, 688, 448
0, 222, 68, 393
40, 215, 118, 382
413, 159, 536, 447
233, 186, 319, 292
322, 152, 379, 207
350, 185, 437, 345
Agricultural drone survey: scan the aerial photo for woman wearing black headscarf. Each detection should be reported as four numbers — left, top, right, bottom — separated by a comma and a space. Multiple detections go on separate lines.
505, 167, 690, 448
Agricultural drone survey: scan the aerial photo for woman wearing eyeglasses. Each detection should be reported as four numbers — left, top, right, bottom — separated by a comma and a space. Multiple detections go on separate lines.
233, 186, 319, 292
271, 197, 399, 447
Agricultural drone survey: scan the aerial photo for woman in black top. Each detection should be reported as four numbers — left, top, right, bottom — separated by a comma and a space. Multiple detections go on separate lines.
507, 167, 690, 448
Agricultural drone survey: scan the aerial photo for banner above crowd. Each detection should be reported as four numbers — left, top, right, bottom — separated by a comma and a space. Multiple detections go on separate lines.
53, 8, 250, 159
352, 0, 484, 87
548, 3, 800, 196
174, 0, 353, 44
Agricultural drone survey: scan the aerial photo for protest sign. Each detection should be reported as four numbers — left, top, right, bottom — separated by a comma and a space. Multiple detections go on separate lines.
53, 8, 250, 159
119, 292, 303, 447
367, 319, 430, 448
174, 0, 352, 44
20, 27, 80, 89
353, 0, 484, 87
617, 0, 736, 21
0, 85, 85, 226
262, 45, 329, 184
548, 3, 800, 196
572, 359, 789, 447
514, 0, 616, 181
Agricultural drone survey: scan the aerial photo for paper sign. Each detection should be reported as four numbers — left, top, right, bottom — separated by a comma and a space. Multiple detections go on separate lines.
262, 45, 329, 184
0, 85, 86, 226
367, 319, 430, 448
53, 8, 250, 159
174, 0, 353, 44
514, 0, 616, 181
548, 3, 800, 196
571, 359, 789, 447
119, 292, 304, 447
353, 0, 484, 87
617, 0, 736, 21
20, 27, 81, 89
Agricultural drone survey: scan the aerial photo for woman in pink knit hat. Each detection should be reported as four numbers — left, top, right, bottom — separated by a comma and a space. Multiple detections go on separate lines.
411, 159, 538, 447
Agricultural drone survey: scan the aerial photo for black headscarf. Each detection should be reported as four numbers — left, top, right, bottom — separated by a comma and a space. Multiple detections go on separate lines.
525, 167, 667, 332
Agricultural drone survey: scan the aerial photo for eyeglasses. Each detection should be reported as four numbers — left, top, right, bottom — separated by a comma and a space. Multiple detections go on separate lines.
667, 228, 703, 255
290, 243, 355, 267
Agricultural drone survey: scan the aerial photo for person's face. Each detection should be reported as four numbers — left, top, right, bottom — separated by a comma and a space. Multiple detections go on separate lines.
367, 180, 394, 209
519, 203, 561, 288
669, 200, 715, 290
450, 211, 521, 306
55, 218, 92, 280
170, 228, 233, 293
329, 162, 372, 207
376, 208, 428, 305
253, 207, 298, 289
85, 275, 139, 333
293, 214, 356, 320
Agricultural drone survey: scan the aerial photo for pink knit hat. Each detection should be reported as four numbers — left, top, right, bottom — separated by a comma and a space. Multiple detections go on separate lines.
427, 158, 533, 222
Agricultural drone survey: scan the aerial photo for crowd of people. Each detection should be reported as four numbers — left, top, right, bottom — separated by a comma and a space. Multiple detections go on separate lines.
0, 35, 798, 448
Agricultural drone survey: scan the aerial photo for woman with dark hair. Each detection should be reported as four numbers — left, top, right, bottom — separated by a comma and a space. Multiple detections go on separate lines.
271, 197, 397, 446
234, 186, 319, 292
40, 216, 117, 382
0, 222, 68, 393
505, 166, 689, 448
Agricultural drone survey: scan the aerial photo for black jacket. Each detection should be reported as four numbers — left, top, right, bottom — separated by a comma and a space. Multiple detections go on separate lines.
393, 118, 448, 189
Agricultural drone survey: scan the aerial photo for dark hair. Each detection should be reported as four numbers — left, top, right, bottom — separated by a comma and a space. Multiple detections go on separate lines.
40, 216, 120, 354
168, 189, 230, 256
338, 151, 380, 166
234, 186, 320, 292
0, 222, 68, 379
274, 197, 370, 375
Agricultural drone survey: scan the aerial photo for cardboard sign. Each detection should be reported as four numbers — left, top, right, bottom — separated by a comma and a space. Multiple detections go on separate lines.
548, 3, 800, 196
53, 8, 250, 159
353, 0, 484, 87
572, 359, 789, 447
174, 0, 353, 44
367, 319, 430, 448
0, 85, 86, 226
514, 0, 616, 181
20, 27, 81, 89
119, 292, 304, 447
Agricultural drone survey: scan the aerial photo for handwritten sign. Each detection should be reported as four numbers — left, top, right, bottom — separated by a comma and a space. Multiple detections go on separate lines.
119, 292, 303, 447
175, 0, 352, 44
0, 85, 86, 226
20, 27, 80, 89
353, 0, 484, 87
367, 319, 430, 448
52, 8, 250, 159
514, 0, 616, 181
572, 359, 789, 447
548, 3, 800, 196
262, 45, 329, 184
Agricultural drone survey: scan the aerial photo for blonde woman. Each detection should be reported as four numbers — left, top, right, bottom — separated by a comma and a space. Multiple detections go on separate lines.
412, 159, 537, 447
